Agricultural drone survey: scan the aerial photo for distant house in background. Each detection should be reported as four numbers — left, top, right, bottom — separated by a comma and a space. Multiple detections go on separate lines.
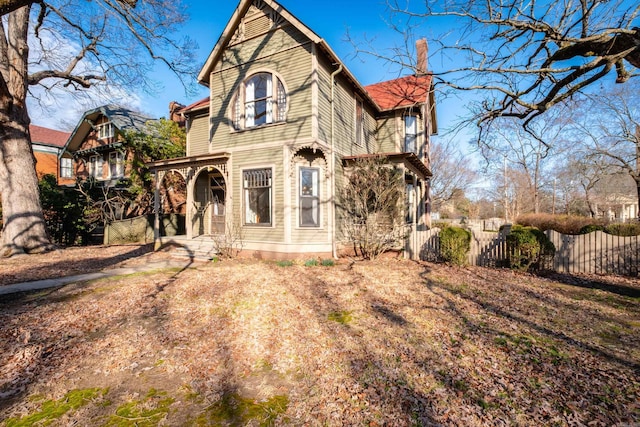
61, 105, 156, 187
30, 125, 72, 185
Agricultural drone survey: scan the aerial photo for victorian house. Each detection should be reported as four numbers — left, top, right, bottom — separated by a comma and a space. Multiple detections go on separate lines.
148, 0, 437, 259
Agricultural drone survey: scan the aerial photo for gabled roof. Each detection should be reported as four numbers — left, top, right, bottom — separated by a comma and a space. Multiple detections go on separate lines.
365, 75, 433, 111
197, 0, 380, 110
62, 105, 156, 154
180, 97, 210, 114
29, 125, 70, 148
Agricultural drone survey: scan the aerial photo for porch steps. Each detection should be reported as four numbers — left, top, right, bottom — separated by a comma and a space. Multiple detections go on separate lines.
157, 236, 219, 261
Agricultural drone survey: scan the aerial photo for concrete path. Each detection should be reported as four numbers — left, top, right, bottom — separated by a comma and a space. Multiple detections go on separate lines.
0, 259, 194, 296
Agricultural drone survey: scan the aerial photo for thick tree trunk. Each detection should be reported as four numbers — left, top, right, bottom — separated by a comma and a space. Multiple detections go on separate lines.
0, 123, 52, 255
0, 5, 52, 256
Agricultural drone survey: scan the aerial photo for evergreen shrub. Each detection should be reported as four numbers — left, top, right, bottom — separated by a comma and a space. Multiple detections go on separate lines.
439, 226, 471, 266
506, 225, 555, 271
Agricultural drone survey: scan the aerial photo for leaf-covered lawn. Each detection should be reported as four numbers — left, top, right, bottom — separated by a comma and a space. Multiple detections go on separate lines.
1, 257, 638, 426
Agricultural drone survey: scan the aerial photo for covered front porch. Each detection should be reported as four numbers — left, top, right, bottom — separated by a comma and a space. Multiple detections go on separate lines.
147, 153, 231, 244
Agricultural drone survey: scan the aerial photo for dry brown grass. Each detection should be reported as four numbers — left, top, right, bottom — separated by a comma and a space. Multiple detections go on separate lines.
0, 254, 638, 426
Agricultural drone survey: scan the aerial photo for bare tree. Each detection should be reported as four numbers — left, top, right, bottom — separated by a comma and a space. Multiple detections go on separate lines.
480, 107, 567, 214
357, 0, 639, 129
0, 1, 195, 255
568, 81, 640, 220
429, 137, 477, 213
339, 157, 406, 260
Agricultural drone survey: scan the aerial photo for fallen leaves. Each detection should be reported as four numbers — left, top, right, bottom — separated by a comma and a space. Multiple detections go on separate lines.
0, 257, 638, 425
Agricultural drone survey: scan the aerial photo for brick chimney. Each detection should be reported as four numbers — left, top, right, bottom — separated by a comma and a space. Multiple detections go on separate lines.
169, 101, 186, 127
416, 38, 428, 75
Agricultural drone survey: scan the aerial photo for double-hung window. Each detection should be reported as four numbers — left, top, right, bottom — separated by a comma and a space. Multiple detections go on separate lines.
60, 157, 73, 178
89, 155, 103, 179
300, 167, 320, 227
234, 72, 287, 130
405, 115, 417, 154
98, 122, 115, 140
109, 151, 124, 178
243, 168, 272, 225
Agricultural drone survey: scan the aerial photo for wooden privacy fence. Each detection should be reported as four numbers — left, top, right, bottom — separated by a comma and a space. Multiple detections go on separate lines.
407, 227, 640, 277
104, 214, 186, 245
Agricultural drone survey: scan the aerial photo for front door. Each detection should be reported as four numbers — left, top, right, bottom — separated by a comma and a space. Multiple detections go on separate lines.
210, 171, 226, 234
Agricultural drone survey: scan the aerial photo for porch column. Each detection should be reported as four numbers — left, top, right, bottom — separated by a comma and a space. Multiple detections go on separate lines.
153, 169, 161, 248
186, 168, 194, 239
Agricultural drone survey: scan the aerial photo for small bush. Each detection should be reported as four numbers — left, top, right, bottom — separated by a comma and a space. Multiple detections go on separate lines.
605, 223, 640, 236
320, 259, 335, 267
276, 260, 294, 267
507, 225, 555, 271
579, 224, 604, 234
304, 259, 319, 267
439, 226, 471, 265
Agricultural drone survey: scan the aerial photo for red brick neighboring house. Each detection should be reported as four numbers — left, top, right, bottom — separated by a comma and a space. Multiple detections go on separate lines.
30, 125, 73, 185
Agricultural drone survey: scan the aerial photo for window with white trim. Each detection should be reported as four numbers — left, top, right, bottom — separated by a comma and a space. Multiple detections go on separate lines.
355, 98, 364, 146
405, 115, 418, 154
232, 72, 286, 130
300, 167, 320, 227
109, 151, 124, 178
89, 155, 103, 179
60, 157, 73, 178
243, 168, 272, 225
98, 122, 115, 140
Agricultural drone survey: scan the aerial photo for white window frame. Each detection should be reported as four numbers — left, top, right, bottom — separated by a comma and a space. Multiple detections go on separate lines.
232, 71, 287, 130
108, 151, 124, 179
242, 167, 273, 226
299, 167, 321, 228
404, 115, 418, 154
60, 157, 73, 178
89, 155, 103, 180
97, 122, 115, 140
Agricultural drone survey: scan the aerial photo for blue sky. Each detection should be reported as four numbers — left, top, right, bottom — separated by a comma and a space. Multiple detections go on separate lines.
145, 0, 424, 116
30, 0, 449, 131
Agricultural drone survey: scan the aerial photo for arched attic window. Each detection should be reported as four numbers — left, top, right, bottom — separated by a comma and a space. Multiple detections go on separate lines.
232, 72, 287, 130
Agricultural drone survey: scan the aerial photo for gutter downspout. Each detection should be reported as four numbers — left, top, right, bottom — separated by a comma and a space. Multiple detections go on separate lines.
330, 63, 343, 259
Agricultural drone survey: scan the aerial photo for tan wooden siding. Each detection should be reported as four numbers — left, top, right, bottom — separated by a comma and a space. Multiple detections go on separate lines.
332, 79, 354, 154
218, 24, 309, 70
209, 44, 313, 151
330, 77, 377, 157
230, 147, 285, 243
187, 113, 209, 156
375, 116, 398, 153
316, 54, 334, 144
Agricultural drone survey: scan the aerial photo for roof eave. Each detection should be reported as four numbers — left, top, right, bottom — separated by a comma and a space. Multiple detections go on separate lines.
342, 152, 432, 180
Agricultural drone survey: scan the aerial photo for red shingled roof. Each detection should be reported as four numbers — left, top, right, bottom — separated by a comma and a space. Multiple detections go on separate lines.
364, 75, 432, 111
180, 97, 209, 113
29, 124, 70, 148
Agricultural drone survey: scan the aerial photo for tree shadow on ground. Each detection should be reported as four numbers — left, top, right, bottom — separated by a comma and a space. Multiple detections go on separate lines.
538, 271, 640, 298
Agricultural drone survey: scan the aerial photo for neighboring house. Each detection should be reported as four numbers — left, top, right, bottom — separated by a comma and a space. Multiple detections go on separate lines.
148, 0, 437, 259
30, 125, 72, 185
61, 105, 156, 187
596, 193, 639, 222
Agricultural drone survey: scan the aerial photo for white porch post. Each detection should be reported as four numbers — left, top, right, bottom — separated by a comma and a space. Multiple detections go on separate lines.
153, 169, 161, 248
186, 168, 194, 239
